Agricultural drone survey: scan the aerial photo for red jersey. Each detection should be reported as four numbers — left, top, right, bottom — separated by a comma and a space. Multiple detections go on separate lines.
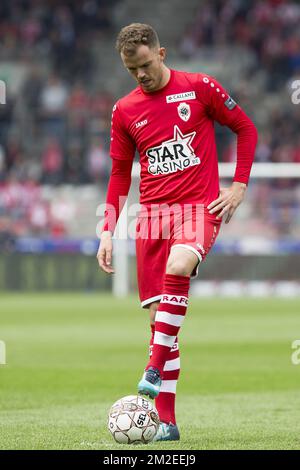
110, 69, 251, 208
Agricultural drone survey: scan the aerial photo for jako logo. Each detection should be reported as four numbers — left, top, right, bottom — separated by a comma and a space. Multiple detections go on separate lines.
0, 340, 6, 365
0, 80, 6, 105
136, 119, 147, 128
291, 339, 300, 365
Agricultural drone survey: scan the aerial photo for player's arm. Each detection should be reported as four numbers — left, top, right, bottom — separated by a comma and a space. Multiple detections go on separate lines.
202, 76, 258, 223
98, 231, 114, 274
208, 180, 247, 224
97, 102, 135, 273
97, 157, 133, 273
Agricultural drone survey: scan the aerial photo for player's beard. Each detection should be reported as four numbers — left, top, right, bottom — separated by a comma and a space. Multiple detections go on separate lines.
140, 78, 154, 90
140, 70, 163, 92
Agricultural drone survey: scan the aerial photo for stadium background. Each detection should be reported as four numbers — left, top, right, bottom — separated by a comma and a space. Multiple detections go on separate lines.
1, 0, 300, 450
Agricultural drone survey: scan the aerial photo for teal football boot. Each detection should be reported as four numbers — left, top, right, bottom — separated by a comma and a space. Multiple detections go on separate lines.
138, 366, 161, 399
153, 422, 180, 441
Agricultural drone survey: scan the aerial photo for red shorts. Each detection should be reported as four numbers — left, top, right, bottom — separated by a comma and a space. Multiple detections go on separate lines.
135, 205, 221, 308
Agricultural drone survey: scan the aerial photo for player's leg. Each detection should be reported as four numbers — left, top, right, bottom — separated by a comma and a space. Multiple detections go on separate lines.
139, 209, 221, 399
148, 302, 180, 431
135, 215, 168, 309
138, 247, 197, 398
148, 301, 180, 441
135, 214, 171, 396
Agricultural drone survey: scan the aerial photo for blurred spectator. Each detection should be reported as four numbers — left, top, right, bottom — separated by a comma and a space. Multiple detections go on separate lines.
0, 217, 16, 252
292, 137, 300, 163
20, 11, 42, 46
67, 81, 90, 135
89, 89, 114, 135
0, 144, 6, 181
255, 132, 272, 163
21, 65, 44, 122
66, 139, 83, 184
39, 74, 68, 142
50, 195, 75, 237
0, 94, 14, 145
86, 138, 109, 183
40, 74, 68, 115
5, 136, 23, 172
28, 200, 49, 235
41, 137, 63, 184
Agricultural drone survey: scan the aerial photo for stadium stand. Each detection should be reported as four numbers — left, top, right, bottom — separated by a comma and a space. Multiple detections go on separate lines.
0, 0, 299, 243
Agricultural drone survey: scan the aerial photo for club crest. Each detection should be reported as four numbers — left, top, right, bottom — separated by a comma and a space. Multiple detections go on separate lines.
177, 102, 191, 122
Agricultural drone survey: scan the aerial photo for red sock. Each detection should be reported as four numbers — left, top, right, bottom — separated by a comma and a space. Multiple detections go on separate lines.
149, 325, 180, 425
146, 273, 190, 376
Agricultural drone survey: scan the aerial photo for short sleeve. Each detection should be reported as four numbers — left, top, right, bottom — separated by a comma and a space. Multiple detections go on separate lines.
110, 102, 136, 161
198, 75, 242, 126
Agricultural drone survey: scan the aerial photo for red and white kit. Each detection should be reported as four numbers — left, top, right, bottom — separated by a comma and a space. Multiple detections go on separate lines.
103, 69, 257, 306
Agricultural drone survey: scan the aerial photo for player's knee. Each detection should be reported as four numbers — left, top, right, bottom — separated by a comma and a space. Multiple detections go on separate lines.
149, 301, 159, 326
166, 258, 191, 276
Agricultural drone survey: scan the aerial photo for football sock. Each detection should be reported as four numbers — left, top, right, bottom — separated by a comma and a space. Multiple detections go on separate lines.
149, 324, 180, 425
146, 273, 190, 376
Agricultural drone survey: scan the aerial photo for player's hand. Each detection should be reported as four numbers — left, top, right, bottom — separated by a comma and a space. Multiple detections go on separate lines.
97, 231, 115, 274
207, 182, 247, 224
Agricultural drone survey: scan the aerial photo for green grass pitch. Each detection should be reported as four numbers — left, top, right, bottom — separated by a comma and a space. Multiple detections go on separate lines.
1, 293, 300, 450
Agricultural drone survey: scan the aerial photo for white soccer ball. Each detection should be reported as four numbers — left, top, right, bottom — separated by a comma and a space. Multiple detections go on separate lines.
108, 395, 160, 444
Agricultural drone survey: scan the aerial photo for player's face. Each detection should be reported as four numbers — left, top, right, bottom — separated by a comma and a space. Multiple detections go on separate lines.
121, 45, 166, 92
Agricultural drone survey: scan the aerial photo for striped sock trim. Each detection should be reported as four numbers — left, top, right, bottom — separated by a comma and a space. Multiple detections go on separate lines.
163, 357, 180, 371
156, 311, 185, 327
160, 380, 177, 394
154, 331, 176, 348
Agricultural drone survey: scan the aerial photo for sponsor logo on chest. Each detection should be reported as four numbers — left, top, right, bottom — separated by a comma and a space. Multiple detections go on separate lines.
166, 91, 196, 103
146, 125, 200, 176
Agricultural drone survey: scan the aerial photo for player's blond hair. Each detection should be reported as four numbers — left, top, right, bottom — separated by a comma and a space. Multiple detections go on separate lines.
115, 23, 160, 56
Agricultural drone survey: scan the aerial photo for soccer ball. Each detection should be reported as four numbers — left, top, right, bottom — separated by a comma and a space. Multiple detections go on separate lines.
108, 395, 160, 444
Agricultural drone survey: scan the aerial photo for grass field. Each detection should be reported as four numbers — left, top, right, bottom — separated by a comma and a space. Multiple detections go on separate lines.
1, 293, 300, 450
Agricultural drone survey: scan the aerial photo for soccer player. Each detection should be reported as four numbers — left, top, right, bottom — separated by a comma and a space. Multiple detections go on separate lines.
97, 23, 257, 441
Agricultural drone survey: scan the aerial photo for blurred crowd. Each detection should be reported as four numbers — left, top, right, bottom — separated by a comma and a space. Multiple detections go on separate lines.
0, 0, 300, 241
0, 180, 67, 245
0, 74, 113, 184
180, 0, 300, 163
0, 0, 118, 241
0, 0, 115, 73
180, 0, 300, 89
0, 0, 118, 188
179, 0, 300, 239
